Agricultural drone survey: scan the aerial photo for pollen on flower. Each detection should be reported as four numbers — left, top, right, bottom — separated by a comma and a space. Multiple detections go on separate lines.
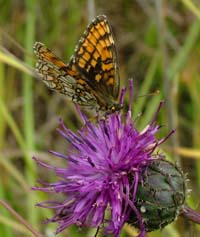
33, 80, 173, 237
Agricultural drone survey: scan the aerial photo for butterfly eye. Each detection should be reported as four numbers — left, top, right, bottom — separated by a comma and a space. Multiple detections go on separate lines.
111, 106, 116, 112
112, 104, 122, 112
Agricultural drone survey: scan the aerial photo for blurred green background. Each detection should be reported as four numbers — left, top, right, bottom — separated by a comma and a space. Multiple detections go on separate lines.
1, 0, 200, 236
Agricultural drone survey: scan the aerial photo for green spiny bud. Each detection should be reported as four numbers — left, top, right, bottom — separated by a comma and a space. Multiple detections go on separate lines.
128, 159, 186, 232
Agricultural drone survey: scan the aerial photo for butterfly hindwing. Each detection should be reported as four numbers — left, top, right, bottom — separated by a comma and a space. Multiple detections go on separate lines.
33, 42, 97, 106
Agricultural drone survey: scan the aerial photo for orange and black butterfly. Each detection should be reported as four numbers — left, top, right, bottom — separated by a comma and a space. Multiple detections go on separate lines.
33, 15, 121, 114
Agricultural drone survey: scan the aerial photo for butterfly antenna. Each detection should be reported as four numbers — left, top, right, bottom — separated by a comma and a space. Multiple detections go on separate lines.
136, 90, 160, 99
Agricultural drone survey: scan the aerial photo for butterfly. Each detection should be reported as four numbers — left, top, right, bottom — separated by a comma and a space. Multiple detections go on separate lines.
33, 15, 121, 114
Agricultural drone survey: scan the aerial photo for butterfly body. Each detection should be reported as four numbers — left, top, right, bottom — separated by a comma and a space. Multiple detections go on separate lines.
33, 15, 121, 114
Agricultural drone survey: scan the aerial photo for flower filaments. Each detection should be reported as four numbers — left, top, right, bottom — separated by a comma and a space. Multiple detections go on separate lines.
33, 80, 174, 237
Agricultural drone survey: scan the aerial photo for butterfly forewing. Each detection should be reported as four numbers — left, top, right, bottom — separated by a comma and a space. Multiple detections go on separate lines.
69, 15, 120, 101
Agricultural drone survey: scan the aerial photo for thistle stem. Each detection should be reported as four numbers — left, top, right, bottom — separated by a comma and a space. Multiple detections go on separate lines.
181, 205, 200, 224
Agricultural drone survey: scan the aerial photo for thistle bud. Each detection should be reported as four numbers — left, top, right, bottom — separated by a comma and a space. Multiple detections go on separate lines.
128, 159, 186, 232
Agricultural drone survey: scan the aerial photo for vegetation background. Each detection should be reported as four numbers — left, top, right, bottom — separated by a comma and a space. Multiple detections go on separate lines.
0, 0, 200, 236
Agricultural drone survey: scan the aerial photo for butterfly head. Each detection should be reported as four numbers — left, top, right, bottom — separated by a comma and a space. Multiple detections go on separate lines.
104, 101, 122, 115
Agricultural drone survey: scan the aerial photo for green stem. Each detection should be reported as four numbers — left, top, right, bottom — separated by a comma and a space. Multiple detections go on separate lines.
23, 0, 37, 226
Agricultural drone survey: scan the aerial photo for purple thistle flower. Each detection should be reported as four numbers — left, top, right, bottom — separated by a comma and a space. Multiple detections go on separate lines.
33, 80, 174, 237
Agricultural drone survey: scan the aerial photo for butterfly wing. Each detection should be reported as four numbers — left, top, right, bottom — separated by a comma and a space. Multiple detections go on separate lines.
33, 42, 97, 106
33, 15, 120, 111
68, 15, 120, 108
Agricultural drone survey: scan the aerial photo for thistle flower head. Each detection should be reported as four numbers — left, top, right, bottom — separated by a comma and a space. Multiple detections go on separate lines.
33, 80, 173, 237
